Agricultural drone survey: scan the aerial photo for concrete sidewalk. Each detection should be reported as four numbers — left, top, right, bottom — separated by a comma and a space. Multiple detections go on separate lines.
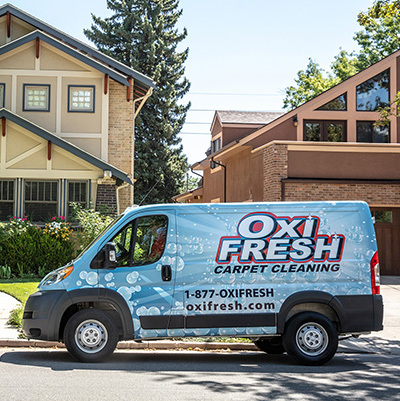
0, 277, 399, 355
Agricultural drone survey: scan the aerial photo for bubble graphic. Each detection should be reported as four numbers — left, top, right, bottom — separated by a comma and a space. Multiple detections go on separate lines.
104, 273, 114, 282
85, 272, 98, 285
127, 271, 139, 284
167, 243, 177, 254
76, 280, 82, 286
79, 271, 88, 280
118, 286, 132, 301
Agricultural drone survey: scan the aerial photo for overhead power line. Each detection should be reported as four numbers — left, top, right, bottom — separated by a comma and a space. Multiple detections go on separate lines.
179, 132, 210, 136
188, 92, 283, 96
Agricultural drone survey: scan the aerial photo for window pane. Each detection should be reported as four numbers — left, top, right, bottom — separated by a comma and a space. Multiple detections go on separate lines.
67, 181, 87, 221
357, 122, 373, 142
356, 69, 390, 111
133, 215, 168, 265
305, 123, 321, 141
0, 180, 14, 221
111, 223, 134, 267
69, 86, 94, 112
317, 93, 347, 111
24, 85, 50, 111
373, 210, 393, 223
327, 123, 344, 142
24, 180, 58, 222
373, 125, 389, 143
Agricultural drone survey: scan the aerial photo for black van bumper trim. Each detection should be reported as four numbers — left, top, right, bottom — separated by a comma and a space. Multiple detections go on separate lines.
139, 313, 276, 330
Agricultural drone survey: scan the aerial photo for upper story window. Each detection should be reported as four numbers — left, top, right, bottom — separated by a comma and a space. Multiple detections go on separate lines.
316, 93, 347, 111
304, 120, 346, 142
0, 180, 14, 221
356, 69, 390, 111
212, 137, 221, 153
357, 121, 389, 143
23, 84, 50, 112
0, 84, 5, 108
68, 86, 95, 112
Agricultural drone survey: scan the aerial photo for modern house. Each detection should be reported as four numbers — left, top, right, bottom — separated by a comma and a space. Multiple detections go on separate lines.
174, 51, 400, 275
0, 4, 154, 222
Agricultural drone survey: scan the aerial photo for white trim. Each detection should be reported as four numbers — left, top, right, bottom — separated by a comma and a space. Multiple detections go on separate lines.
5, 142, 46, 168
60, 133, 102, 138
102, 75, 109, 161
56, 76, 62, 134
11, 74, 17, 112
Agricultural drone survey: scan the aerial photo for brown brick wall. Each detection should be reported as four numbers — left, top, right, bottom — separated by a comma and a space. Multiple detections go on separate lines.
108, 79, 134, 209
284, 182, 400, 205
262, 143, 288, 201
96, 183, 117, 215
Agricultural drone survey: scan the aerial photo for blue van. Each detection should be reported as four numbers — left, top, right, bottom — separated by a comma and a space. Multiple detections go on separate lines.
22, 201, 383, 365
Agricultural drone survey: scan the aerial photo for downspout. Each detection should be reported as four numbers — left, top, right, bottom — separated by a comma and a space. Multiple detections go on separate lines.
116, 182, 130, 215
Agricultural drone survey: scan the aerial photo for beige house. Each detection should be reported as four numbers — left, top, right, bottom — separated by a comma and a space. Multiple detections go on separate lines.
175, 51, 400, 275
0, 4, 154, 222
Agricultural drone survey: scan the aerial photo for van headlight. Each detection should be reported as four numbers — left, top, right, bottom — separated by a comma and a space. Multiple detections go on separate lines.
41, 265, 74, 287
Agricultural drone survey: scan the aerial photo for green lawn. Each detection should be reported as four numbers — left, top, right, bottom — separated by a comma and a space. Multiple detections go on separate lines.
0, 280, 40, 327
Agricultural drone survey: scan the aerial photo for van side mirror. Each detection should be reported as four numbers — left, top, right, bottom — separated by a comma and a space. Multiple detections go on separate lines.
90, 242, 118, 270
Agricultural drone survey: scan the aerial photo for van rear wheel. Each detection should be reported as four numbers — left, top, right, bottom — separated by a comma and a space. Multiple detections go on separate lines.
282, 312, 338, 366
64, 309, 118, 363
253, 338, 285, 354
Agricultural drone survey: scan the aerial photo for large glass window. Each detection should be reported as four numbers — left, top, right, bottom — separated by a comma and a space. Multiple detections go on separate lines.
356, 69, 390, 111
24, 180, 58, 221
110, 215, 168, 267
0, 180, 14, 221
67, 181, 88, 221
304, 120, 346, 142
68, 86, 95, 112
212, 137, 221, 153
316, 93, 347, 111
23, 84, 50, 112
357, 121, 389, 143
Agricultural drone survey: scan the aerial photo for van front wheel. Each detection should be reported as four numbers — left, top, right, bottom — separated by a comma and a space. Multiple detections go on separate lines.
64, 309, 118, 363
282, 312, 338, 365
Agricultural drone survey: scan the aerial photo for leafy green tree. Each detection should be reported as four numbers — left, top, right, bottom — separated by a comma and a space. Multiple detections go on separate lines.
283, 59, 338, 110
283, 0, 400, 110
84, 0, 190, 204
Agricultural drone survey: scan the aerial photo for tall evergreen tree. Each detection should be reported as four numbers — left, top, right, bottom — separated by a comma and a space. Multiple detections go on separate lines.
84, 0, 190, 204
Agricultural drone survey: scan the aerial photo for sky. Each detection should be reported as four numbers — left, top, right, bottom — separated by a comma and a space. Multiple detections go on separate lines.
8, 0, 374, 165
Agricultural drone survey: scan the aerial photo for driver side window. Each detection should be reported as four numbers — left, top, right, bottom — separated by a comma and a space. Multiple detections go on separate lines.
110, 215, 168, 267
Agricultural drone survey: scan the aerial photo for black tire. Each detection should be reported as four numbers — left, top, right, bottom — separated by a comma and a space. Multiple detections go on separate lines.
253, 337, 285, 354
64, 309, 118, 363
282, 312, 338, 366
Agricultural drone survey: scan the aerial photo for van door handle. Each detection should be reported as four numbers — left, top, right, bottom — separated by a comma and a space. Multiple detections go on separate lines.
161, 265, 172, 282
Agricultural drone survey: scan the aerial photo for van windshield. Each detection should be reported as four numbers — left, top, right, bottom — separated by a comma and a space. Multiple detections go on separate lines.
75, 214, 124, 260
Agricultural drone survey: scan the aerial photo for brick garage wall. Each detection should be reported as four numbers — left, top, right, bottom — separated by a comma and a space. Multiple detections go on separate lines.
284, 182, 400, 205
262, 143, 288, 201
108, 79, 134, 210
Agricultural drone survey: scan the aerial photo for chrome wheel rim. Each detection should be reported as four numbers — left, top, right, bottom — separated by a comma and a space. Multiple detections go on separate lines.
295, 322, 328, 356
75, 319, 108, 354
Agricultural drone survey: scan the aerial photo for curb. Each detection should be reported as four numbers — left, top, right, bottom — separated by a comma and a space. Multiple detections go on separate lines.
0, 339, 258, 351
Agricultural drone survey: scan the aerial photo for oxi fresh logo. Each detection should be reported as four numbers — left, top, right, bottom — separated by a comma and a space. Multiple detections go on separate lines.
216, 212, 345, 264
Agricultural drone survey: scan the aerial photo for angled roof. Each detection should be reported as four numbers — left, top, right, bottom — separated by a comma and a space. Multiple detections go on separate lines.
0, 3, 154, 89
0, 108, 133, 185
216, 110, 284, 125
0, 30, 131, 86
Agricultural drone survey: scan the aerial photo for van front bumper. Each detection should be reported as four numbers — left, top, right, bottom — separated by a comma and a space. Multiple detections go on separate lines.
22, 290, 69, 341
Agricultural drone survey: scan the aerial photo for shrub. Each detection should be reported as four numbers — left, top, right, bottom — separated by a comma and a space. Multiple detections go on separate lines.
70, 203, 114, 250
0, 217, 74, 278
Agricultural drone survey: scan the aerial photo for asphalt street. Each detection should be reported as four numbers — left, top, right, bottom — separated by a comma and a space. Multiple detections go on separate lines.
0, 349, 400, 401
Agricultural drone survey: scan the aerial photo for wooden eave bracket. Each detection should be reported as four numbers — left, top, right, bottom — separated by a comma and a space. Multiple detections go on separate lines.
2, 117, 6, 137
6, 11, 10, 38
47, 140, 51, 161
127, 77, 133, 101
104, 74, 108, 95
36, 37, 40, 59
